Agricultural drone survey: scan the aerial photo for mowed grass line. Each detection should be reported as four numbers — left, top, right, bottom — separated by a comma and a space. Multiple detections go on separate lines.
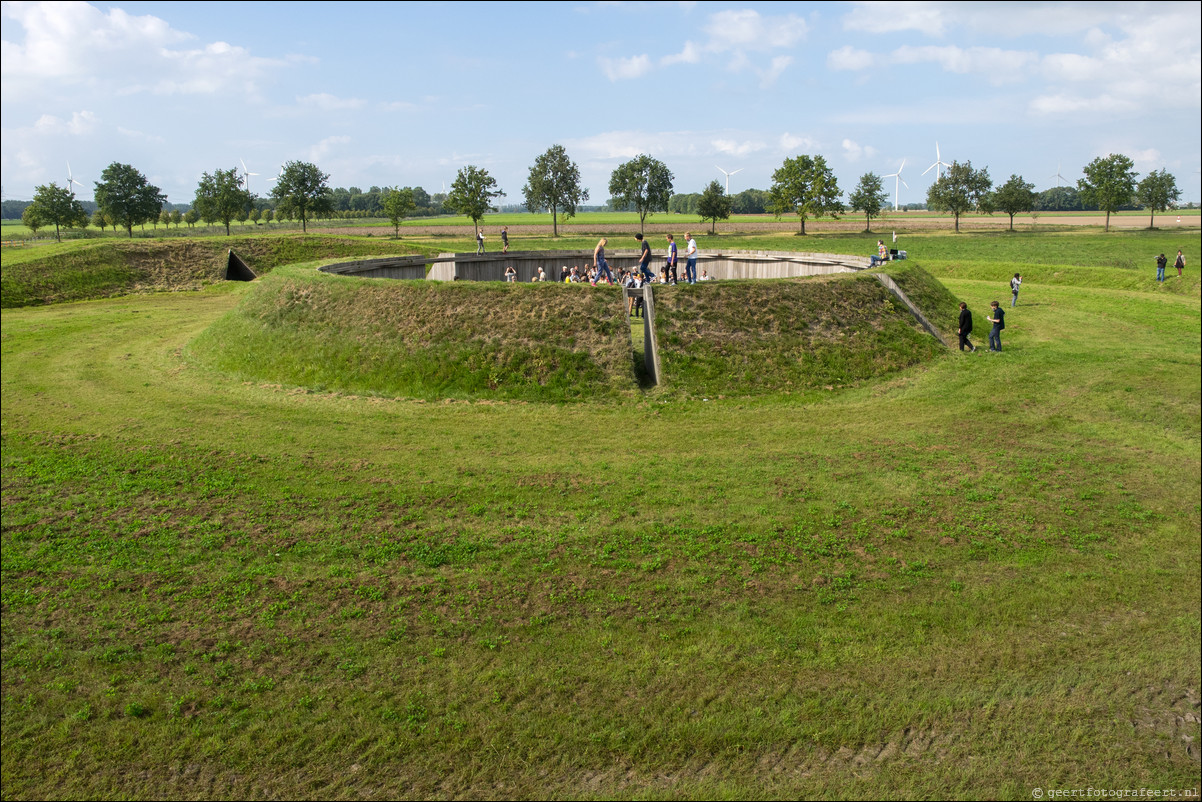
2, 263, 1200, 796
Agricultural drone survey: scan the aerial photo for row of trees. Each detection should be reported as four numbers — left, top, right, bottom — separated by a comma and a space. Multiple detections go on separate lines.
18, 151, 1186, 242
918, 154, 1180, 233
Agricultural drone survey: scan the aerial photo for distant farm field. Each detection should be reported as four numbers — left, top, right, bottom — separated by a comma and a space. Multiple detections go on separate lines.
1, 228, 1199, 799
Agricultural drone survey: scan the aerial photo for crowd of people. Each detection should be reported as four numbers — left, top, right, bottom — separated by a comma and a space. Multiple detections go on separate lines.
498, 233, 714, 290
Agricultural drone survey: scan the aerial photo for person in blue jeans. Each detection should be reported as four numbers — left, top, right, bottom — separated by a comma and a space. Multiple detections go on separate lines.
986, 301, 1005, 352
685, 233, 698, 284
592, 237, 615, 285
1156, 253, 1168, 282
635, 233, 654, 282
1010, 273, 1022, 306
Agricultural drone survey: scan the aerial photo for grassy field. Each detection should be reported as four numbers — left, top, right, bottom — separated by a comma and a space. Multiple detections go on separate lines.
1, 229, 1199, 799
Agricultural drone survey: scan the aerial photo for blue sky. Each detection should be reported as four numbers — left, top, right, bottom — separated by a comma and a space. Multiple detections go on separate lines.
3, 1, 1200, 206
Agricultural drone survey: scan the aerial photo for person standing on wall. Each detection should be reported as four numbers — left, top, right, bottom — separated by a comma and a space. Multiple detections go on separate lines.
957, 302, 976, 352
986, 301, 1005, 352
635, 233, 654, 282
1010, 273, 1022, 307
593, 238, 615, 286
685, 232, 698, 284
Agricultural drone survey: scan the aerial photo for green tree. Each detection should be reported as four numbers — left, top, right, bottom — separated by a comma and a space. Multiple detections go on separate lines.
91, 209, 107, 233
25, 182, 88, 242
925, 160, 992, 233
21, 206, 42, 236
1136, 169, 1180, 229
770, 154, 843, 235
697, 180, 732, 234
732, 188, 768, 214
183, 209, 200, 228
1077, 154, 1137, 232
992, 174, 1037, 231
261, 208, 274, 225
171, 209, 182, 228
847, 172, 889, 232
270, 161, 333, 233
445, 165, 505, 238
522, 145, 589, 237
608, 154, 674, 234
382, 187, 416, 238
93, 162, 166, 238
193, 167, 253, 236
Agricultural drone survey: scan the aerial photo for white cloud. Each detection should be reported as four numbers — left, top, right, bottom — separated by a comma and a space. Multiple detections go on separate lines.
0, 1, 288, 100
757, 56, 793, 88
841, 1, 948, 36
712, 138, 767, 157
298, 93, 367, 111
1028, 92, 1139, 117
117, 127, 165, 144
842, 139, 878, 162
661, 41, 702, 67
827, 45, 876, 71
599, 54, 652, 81
308, 135, 351, 162
891, 45, 1037, 79
617, 9, 806, 84
704, 9, 808, 50
779, 133, 818, 152
31, 110, 98, 136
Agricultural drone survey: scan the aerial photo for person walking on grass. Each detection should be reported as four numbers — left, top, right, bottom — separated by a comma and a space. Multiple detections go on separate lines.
1174, 249, 1186, 278
665, 234, 678, 285
986, 301, 1005, 352
593, 237, 615, 286
476, 229, 485, 255
635, 233, 654, 282
958, 302, 976, 352
1156, 253, 1168, 283
501, 226, 509, 254
1010, 273, 1022, 307
685, 232, 698, 284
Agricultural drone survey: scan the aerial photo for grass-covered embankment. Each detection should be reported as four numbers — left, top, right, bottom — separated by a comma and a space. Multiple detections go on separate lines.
190, 266, 634, 401
653, 266, 957, 396
0, 235, 429, 308
1, 263, 1198, 798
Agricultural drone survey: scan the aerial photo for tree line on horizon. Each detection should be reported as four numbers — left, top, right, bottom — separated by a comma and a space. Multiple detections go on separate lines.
11, 149, 1187, 241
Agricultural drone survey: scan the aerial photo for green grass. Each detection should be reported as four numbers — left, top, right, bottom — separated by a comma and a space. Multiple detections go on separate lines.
190, 265, 634, 402
1, 230, 1199, 799
0, 234, 434, 308
652, 269, 952, 396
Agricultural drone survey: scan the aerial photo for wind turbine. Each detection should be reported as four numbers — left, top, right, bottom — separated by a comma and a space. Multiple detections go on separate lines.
921, 142, 950, 182
240, 158, 260, 193
716, 165, 743, 194
267, 166, 283, 185
1049, 161, 1067, 187
884, 159, 908, 211
66, 162, 85, 196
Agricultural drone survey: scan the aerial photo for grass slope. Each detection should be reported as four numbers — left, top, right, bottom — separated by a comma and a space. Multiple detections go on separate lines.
653, 270, 950, 396
190, 266, 634, 401
0, 235, 428, 308
1, 231, 1198, 799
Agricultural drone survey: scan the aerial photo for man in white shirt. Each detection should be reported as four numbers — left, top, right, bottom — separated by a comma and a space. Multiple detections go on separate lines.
685, 232, 698, 284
